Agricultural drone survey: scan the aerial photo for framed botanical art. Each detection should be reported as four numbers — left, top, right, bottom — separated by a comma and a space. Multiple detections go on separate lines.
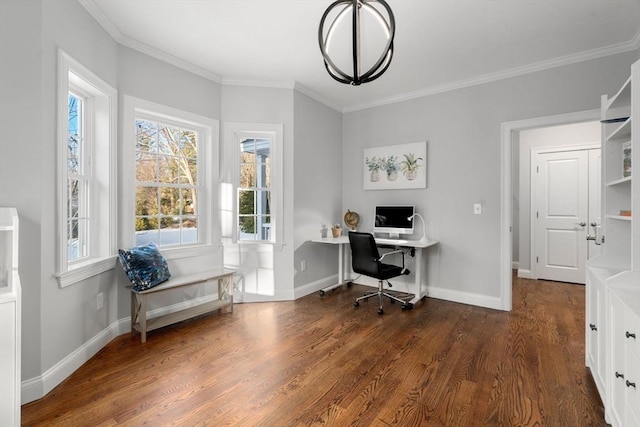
363, 141, 427, 190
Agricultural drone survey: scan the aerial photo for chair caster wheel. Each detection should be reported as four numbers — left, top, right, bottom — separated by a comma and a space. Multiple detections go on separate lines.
347, 281, 353, 287
353, 301, 359, 307
319, 290, 325, 297
377, 308, 384, 315
401, 303, 414, 311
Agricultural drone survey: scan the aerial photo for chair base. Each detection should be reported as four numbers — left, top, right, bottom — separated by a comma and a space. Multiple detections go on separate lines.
353, 280, 413, 314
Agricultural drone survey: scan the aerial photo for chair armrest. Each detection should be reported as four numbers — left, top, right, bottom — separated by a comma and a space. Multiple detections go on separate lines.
378, 249, 404, 261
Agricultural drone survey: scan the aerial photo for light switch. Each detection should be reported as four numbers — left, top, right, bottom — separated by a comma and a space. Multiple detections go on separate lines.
474, 203, 482, 215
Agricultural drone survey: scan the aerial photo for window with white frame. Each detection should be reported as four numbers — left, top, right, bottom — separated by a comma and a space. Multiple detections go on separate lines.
57, 51, 117, 287
238, 138, 271, 241
223, 123, 283, 246
123, 96, 219, 254
134, 117, 200, 247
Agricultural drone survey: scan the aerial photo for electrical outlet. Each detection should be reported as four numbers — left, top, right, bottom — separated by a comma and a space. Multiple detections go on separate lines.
474, 203, 482, 215
301, 260, 307, 272
97, 292, 104, 310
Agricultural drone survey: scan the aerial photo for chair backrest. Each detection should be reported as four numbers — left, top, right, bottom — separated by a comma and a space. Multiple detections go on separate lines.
348, 232, 381, 278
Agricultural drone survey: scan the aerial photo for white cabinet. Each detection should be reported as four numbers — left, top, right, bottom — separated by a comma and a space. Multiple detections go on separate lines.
586, 58, 640, 426
609, 287, 640, 427
0, 208, 21, 426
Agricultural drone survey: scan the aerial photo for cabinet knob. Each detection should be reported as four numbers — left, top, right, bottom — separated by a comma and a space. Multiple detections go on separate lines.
626, 380, 636, 389
575, 222, 586, 227
615, 371, 625, 379
626, 331, 637, 339
589, 323, 597, 331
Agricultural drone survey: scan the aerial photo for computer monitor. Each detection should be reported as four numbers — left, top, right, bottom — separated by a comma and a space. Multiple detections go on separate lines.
373, 205, 414, 239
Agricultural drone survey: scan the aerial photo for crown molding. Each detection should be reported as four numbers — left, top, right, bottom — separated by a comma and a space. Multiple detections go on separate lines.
79, 0, 639, 114
343, 33, 640, 113
293, 82, 343, 112
79, 0, 222, 83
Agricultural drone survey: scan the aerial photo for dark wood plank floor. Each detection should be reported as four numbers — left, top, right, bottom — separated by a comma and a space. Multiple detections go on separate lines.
22, 275, 606, 426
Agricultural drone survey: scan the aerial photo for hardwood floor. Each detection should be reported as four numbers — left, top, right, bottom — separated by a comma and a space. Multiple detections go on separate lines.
22, 276, 606, 426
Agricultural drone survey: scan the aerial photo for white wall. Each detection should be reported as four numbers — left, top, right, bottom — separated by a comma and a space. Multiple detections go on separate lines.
516, 121, 601, 275
342, 52, 637, 307
292, 91, 343, 292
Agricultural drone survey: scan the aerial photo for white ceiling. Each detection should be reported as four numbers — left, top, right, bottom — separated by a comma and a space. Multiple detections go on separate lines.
81, 0, 640, 112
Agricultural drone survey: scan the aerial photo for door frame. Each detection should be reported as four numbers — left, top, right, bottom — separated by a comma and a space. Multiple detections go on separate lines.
500, 109, 600, 311
530, 144, 600, 280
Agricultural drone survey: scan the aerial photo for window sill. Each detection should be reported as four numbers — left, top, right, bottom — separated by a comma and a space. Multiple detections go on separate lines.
160, 243, 223, 260
56, 256, 117, 288
234, 241, 285, 252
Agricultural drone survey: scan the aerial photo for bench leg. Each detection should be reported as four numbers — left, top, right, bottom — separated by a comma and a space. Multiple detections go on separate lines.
218, 275, 233, 313
140, 294, 148, 343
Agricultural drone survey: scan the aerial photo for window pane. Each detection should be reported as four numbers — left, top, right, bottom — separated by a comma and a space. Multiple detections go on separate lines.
68, 94, 82, 174
239, 216, 256, 239
158, 155, 179, 184
181, 217, 197, 244
136, 119, 157, 153
136, 186, 158, 216
67, 219, 78, 261
240, 138, 256, 155
238, 190, 255, 215
135, 152, 156, 182
68, 179, 79, 219
182, 156, 197, 185
135, 229, 159, 247
159, 186, 179, 216
257, 190, 271, 215
240, 164, 256, 187
180, 188, 197, 215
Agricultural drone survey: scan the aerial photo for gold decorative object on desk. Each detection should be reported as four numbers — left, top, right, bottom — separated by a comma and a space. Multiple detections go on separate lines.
344, 209, 360, 231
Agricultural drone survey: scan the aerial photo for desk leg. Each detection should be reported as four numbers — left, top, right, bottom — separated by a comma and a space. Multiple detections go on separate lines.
319, 242, 349, 295
410, 248, 425, 304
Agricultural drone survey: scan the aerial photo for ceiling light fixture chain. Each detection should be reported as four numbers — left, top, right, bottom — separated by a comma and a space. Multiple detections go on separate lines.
318, 0, 395, 86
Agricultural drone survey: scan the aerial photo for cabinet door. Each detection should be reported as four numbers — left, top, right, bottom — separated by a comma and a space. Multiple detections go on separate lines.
610, 298, 626, 426
625, 355, 639, 425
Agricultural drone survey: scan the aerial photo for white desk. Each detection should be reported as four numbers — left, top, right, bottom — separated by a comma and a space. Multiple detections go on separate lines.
311, 235, 438, 305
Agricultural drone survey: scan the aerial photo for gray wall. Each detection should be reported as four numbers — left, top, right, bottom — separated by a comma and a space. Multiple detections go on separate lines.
292, 91, 343, 289
1, 0, 225, 394
342, 52, 637, 303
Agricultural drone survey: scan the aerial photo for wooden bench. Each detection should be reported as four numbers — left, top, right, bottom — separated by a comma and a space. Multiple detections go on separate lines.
130, 268, 234, 343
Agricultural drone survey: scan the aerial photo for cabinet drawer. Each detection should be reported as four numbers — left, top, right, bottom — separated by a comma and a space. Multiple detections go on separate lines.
624, 308, 639, 359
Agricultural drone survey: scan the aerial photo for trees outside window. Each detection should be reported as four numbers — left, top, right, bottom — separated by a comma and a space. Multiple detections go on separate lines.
134, 118, 199, 247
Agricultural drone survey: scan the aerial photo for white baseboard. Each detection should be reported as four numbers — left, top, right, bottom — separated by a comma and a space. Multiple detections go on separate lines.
424, 285, 503, 311
517, 269, 533, 279
293, 274, 339, 299
512, 261, 519, 270
21, 294, 222, 404
21, 318, 129, 405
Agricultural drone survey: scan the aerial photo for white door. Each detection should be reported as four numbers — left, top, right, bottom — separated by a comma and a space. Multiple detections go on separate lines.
535, 149, 599, 283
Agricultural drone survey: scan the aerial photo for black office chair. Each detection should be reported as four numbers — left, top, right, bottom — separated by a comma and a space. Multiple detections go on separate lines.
348, 231, 412, 315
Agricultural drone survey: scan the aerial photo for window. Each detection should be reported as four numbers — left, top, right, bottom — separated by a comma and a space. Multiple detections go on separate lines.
134, 118, 200, 247
123, 96, 219, 256
223, 123, 283, 246
57, 51, 117, 287
66, 91, 89, 261
238, 138, 271, 241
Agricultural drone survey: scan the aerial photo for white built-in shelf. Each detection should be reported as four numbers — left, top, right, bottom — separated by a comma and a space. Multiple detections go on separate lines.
605, 76, 631, 111
606, 176, 632, 187
606, 118, 631, 142
606, 214, 632, 221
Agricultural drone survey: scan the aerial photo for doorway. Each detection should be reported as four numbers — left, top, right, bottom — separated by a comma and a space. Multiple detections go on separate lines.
499, 110, 601, 311
531, 146, 601, 284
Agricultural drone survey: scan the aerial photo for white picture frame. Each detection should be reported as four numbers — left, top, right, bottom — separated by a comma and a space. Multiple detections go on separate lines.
363, 141, 427, 190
